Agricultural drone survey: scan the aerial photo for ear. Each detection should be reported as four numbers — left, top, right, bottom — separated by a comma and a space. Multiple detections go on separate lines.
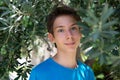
48, 33, 55, 43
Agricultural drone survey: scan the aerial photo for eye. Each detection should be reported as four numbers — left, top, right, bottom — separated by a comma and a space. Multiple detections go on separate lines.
71, 27, 78, 31
57, 29, 64, 32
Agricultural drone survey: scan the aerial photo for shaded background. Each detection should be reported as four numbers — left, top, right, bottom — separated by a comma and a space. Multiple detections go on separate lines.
0, 0, 120, 80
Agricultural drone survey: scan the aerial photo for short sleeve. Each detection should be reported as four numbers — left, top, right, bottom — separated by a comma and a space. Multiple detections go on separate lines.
29, 68, 36, 80
86, 66, 96, 80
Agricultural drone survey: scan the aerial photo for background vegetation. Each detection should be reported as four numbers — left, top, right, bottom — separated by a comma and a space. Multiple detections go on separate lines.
0, 0, 120, 80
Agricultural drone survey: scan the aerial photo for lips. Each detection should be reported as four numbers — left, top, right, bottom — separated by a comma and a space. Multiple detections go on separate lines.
64, 42, 75, 45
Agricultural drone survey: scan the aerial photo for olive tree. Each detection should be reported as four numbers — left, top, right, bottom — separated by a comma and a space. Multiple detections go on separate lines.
0, 0, 120, 80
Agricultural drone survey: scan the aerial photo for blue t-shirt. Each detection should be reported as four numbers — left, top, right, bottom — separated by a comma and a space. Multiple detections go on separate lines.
29, 58, 95, 80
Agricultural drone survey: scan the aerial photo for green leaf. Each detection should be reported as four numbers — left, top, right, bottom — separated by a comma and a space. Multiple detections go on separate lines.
105, 44, 117, 52
0, 18, 8, 26
0, 45, 7, 55
87, 9, 99, 24
102, 20, 118, 29
0, 7, 9, 10
86, 48, 101, 59
110, 56, 120, 67
15, 15, 23, 22
1, 11, 12, 17
21, 1, 33, 14
101, 32, 113, 39
96, 74, 104, 79
10, 14, 17, 18
16, 0, 22, 7
0, 27, 9, 31
77, 22, 90, 36
101, 4, 114, 23
103, 31, 119, 35
3, 0, 10, 5
83, 18, 95, 26
9, 4, 19, 13
90, 30, 100, 42
99, 54, 105, 65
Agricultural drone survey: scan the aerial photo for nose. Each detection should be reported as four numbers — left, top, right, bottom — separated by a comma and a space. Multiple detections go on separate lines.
66, 30, 73, 39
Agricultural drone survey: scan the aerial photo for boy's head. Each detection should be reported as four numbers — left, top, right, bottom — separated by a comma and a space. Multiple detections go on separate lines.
47, 6, 81, 35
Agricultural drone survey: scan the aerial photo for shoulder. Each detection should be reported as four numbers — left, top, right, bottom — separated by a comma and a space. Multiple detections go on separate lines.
78, 61, 95, 80
78, 61, 93, 71
29, 58, 53, 80
32, 58, 52, 72
30, 58, 52, 75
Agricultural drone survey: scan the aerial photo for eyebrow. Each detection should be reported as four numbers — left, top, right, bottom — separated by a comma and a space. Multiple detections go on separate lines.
55, 26, 64, 29
71, 23, 77, 26
54, 23, 78, 29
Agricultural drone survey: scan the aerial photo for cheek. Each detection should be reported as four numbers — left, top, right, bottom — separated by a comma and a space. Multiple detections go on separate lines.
55, 33, 66, 39
54, 35, 64, 43
75, 33, 81, 39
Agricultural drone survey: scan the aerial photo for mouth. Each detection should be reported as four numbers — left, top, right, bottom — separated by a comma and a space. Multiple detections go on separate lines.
64, 42, 75, 45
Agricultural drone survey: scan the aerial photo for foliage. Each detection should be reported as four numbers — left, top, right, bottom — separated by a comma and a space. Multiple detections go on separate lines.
0, 0, 120, 80
0, 0, 60, 79
70, 0, 120, 80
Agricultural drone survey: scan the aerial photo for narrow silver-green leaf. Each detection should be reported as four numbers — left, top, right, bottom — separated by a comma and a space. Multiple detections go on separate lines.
103, 31, 119, 35
0, 18, 8, 26
101, 4, 114, 23
9, 4, 19, 13
101, 4, 109, 21
83, 18, 96, 26
102, 20, 118, 29
10, 14, 17, 18
15, 15, 23, 22
87, 9, 99, 24
1, 11, 12, 17
0, 27, 9, 31
0, 7, 9, 10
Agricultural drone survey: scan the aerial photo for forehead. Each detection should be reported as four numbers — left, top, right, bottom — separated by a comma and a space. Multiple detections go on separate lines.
53, 15, 77, 28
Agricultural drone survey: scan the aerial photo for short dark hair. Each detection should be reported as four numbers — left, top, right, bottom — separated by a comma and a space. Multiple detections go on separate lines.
47, 6, 81, 35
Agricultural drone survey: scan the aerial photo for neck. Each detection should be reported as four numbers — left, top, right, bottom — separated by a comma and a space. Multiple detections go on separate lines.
53, 50, 77, 68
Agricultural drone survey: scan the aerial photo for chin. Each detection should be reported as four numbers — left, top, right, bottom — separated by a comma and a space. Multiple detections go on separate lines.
66, 48, 76, 52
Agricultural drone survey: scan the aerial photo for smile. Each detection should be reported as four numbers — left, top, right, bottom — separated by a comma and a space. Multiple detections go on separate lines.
64, 42, 75, 45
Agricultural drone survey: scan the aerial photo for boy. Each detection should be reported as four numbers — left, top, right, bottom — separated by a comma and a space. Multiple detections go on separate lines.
29, 6, 95, 80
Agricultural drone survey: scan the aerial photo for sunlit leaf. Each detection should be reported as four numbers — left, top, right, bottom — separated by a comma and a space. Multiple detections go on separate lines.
10, 14, 17, 18
0, 0, 120, 80
96, 74, 104, 79
15, 15, 23, 22
0, 18, 8, 26
0, 27, 9, 31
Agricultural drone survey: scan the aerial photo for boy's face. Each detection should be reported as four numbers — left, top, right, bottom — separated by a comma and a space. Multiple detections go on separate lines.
48, 15, 82, 53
